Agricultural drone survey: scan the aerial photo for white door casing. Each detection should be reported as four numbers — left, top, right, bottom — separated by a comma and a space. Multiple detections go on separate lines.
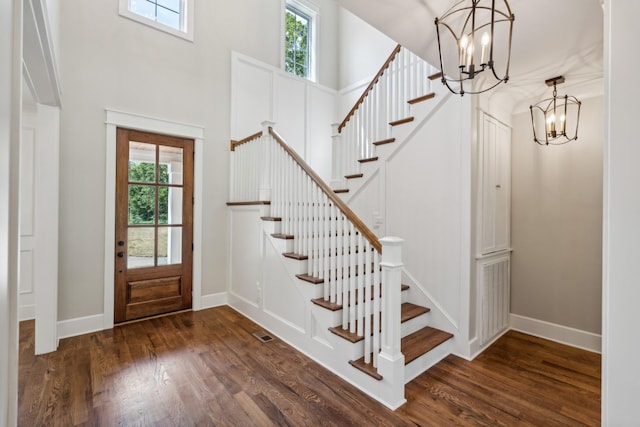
104, 109, 204, 330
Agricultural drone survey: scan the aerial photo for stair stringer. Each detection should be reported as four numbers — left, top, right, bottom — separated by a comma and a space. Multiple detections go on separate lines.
338, 86, 455, 204
227, 205, 408, 410
336, 90, 473, 367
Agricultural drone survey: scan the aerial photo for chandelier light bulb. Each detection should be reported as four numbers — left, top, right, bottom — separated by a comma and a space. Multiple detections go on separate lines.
480, 32, 490, 65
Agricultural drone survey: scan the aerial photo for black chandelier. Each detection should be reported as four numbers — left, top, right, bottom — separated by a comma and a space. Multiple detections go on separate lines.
434, 0, 514, 96
530, 76, 581, 146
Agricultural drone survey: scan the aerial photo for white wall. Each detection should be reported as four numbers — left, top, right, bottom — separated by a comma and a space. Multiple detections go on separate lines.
337, 8, 396, 90
337, 8, 397, 119
603, 1, 640, 424
511, 95, 603, 336
56, 0, 340, 323
1, 0, 21, 424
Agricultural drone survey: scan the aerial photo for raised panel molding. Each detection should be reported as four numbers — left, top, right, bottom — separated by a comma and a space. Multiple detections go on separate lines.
231, 51, 337, 183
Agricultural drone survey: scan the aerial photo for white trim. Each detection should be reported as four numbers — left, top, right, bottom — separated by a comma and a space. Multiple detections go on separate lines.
103, 109, 204, 330
510, 314, 602, 354
282, 0, 319, 82
33, 103, 59, 355
117, 0, 195, 42
57, 314, 105, 341
199, 293, 229, 310
19, 304, 35, 321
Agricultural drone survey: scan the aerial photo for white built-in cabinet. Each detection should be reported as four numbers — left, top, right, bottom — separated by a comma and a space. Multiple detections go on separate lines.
475, 112, 512, 349
480, 113, 511, 255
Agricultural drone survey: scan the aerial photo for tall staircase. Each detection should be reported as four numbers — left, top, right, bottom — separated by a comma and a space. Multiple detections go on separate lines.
227, 45, 456, 409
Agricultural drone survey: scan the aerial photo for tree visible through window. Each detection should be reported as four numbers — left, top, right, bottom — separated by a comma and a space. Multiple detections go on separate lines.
285, 5, 311, 79
129, 0, 182, 31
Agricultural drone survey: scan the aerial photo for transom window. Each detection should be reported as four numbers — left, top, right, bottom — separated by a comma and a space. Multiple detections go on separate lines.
119, 0, 194, 41
284, 0, 318, 81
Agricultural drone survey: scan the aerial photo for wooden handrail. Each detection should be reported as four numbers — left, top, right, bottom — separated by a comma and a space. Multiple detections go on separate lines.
338, 44, 402, 133
230, 131, 263, 151
269, 127, 381, 253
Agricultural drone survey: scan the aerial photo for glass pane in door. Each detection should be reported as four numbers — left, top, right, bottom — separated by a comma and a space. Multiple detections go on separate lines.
129, 142, 157, 183
158, 187, 182, 225
158, 226, 182, 265
128, 185, 156, 225
128, 227, 155, 268
159, 145, 183, 185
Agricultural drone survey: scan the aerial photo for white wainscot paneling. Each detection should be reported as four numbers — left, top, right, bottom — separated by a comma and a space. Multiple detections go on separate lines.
229, 207, 263, 307
231, 51, 338, 183
232, 56, 274, 138
274, 74, 306, 156
307, 87, 336, 183
262, 235, 306, 333
19, 125, 36, 320
19, 249, 35, 320
479, 255, 510, 345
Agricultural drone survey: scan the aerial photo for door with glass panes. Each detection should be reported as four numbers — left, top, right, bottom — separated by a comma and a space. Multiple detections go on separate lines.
114, 128, 193, 323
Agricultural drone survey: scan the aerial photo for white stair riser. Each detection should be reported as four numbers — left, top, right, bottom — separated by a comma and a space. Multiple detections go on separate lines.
400, 312, 430, 337
404, 340, 452, 384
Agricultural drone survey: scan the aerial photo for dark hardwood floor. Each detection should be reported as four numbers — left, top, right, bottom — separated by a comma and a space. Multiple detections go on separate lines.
18, 306, 600, 426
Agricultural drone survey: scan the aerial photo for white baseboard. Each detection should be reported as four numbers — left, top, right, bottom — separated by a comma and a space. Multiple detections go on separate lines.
57, 314, 105, 341
55, 294, 228, 342
510, 314, 601, 354
199, 292, 229, 310
19, 304, 35, 321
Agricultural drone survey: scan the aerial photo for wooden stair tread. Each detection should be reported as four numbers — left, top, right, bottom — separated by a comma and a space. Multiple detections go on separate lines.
401, 302, 430, 322
312, 284, 410, 312
284, 246, 370, 263
283, 253, 308, 261
349, 326, 453, 381
428, 71, 443, 80
349, 358, 383, 380
402, 326, 453, 365
296, 274, 324, 284
297, 262, 382, 285
345, 173, 363, 179
227, 201, 270, 206
389, 117, 414, 127
334, 189, 349, 194
261, 216, 282, 222
358, 157, 379, 164
407, 92, 436, 105
271, 233, 294, 240
328, 301, 427, 343
372, 138, 396, 146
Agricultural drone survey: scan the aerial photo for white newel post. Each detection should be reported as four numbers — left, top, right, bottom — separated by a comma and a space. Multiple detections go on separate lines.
259, 120, 275, 201
378, 236, 406, 408
330, 123, 344, 190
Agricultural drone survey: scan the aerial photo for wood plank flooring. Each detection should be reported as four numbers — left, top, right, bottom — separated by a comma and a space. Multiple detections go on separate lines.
18, 306, 600, 426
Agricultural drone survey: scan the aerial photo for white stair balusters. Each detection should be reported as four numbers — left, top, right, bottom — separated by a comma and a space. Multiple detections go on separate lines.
332, 46, 439, 187
229, 124, 406, 403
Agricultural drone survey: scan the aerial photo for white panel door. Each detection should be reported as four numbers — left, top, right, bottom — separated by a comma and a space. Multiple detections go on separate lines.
480, 113, 511, 254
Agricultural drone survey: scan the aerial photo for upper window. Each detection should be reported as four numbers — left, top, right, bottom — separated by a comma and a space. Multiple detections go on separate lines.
119, 0, 194, 41
284, 0, 318, 81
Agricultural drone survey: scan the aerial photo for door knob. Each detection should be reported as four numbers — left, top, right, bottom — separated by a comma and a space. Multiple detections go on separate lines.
117, 251, 124, 258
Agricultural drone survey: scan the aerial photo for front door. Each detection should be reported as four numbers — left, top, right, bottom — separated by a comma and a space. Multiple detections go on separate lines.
114, 128, 194, 323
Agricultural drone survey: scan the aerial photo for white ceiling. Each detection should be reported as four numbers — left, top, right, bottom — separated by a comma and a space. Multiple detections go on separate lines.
337, 0, 604, 111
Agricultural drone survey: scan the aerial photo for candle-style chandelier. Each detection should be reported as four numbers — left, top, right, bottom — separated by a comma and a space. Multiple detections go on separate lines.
530, 76, 581, 146
434, 0, 514, 96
